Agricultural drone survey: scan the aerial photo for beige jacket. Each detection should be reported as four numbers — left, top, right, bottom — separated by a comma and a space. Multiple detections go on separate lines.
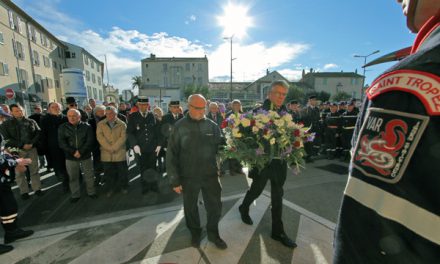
96, 118, 127, 162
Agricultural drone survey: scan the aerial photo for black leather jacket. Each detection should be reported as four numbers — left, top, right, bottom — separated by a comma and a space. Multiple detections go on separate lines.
58, 121, 94, 160
166, 114, 223, 187
0, 117, 40, 149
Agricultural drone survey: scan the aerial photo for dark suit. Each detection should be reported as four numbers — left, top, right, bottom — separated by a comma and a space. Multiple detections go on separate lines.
241, 99, 289, 236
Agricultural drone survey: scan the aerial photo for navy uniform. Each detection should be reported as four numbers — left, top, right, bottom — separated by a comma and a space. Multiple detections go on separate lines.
334, 8, 440, 263
127, 97, 162, 193
288, 100, 302, 123
159, 101, 183, 172
339, 102, 358, 161
324, 104, 341, 159
300, 95, 321, 161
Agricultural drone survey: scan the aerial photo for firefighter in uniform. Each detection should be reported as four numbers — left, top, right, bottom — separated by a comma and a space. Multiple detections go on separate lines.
127, 97, 162, 194
288, 100, 302, 123
340, 101, 358, 161
334, 1, 440, 263
0, 109, 34, 254
301, 95, 321, 162
324, 103, 341, 159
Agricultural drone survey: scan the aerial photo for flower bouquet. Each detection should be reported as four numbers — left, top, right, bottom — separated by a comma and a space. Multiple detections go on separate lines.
220, 109, 314, 173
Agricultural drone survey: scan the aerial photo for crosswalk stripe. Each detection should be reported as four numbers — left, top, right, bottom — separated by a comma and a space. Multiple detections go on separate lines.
135, 247, 206, 264
70, 209, 185, 264
203, 196, 271, 264
0, 231, 76, 263
291, 215, 333, 264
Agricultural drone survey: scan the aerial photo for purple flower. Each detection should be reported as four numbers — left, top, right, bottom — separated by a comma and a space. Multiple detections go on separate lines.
306, 132, 316, 142
256, 148, 264, 156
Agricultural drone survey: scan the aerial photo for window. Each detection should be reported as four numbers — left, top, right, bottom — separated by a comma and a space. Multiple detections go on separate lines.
52, 60, 57, 69
322, 78, 328, 85
87, 86, 92, 97
34, 74, 42, 93
97, 76, 101, 85
13, 40, 25, 60
198, 77, 203, 85
43, 55, 50, 68
91, 61, 94, 69
49, 41, 53, 49
27, 25, 36, 42
47, 78, 53, 89
0, 32, 4, 44
92, 73, 96, 83
84, 55, 89, 65
17, 17, 23, 34
185, 63, 190, 71
145, 64, 148, 68
55, 79, 60, 88
57, 46, 62, 58
147, 78, 150, 82
71, 52, 76, 58
8, 10, 16, 30
93, 87, 97, 98
97, 65, 100, 72
32, 50, 40, 66
184, 77, 192, 84
16, 68, 28, 89
40, 33, 47, 47
86, 70, 90, 81
197, 63, 202, 72
99, 90, 103, 100
351, 78, 356, 85
65, 51, 71, 58
0, 62, 9, 76
163, 64, 168, 72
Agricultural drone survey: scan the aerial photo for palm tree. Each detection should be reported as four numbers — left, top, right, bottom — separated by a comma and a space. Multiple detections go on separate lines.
131, 76, 142, 91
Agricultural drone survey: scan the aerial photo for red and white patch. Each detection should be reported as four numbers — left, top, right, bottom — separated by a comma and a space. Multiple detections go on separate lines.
367, 70, 440, 116
352, 108, 429, 183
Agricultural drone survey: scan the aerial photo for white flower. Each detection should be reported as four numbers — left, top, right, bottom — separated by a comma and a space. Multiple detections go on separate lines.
252, 126, 259, 133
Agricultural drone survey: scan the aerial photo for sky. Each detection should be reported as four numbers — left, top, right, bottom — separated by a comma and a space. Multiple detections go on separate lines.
14, 0, 416, 93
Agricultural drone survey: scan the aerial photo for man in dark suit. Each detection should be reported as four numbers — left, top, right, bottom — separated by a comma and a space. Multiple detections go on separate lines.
238, 80, 297, 248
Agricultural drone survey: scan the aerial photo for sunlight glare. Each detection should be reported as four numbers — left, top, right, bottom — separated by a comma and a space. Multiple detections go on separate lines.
217, 3, 253, 39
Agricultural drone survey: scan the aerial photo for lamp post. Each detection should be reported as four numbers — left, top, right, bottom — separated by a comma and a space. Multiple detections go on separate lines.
354, 50, 380, 101
223, 35, 235, 102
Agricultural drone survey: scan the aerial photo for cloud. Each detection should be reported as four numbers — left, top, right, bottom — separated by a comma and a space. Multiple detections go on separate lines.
323, 63, 338, 70
185, 14, 197, 25
16, 0, 310, 92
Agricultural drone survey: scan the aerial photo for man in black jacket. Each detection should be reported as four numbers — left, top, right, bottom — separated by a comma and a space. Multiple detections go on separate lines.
239, 80, 297, 248
167, 94, 227, 250
40, 102, 69, 192
301, 95, 321, 162
0, 104, 43, 200
58, 109, 97, 203
334, 1, 440, 262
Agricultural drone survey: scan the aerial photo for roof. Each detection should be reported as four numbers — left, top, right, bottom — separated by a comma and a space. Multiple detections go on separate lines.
302, 72, 364, 78
3, 0, 67, 48
244, 71, 289, 90
141, 56, 208, 62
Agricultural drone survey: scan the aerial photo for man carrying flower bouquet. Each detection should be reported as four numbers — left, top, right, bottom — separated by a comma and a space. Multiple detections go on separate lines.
239, 80, 298, 249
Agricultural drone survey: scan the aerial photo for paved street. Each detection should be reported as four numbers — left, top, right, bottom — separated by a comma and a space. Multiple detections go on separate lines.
0, 157, 349, 264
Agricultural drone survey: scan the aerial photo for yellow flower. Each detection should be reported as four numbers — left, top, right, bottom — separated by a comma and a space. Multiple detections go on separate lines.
274, 119, 284, 127
241, 118, 251, 127
270, 138, 276, 145
252, 126, 259, 134
232, 128, 242, 138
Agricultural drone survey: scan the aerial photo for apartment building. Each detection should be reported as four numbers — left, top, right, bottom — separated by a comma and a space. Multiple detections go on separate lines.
0, 0, 67, 112
140, 54, 209, 103
63, 41, 104, 102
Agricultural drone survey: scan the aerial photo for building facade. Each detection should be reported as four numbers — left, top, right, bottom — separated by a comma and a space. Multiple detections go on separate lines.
63, 42, 104, 103
300, 70, 364, 100
0, 0, 67, 112
140, 54, 209, 102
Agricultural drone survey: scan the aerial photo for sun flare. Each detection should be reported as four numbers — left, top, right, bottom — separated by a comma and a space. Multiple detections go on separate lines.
217, 3, 253, 39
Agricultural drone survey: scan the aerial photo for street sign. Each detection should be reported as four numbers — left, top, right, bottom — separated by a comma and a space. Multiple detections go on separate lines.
122, 90, 133, 102
5, 88, 15, 99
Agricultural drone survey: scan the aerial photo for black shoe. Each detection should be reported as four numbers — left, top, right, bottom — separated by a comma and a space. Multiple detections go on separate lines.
238, 205, 253, 225
35, 190, 45, 196
4, 228, 34, 244
271, 233, 297, 248
0, 244, 13, 254
208, 237, 227, 250
70, 197, 80, 203
89, 194, 98, 199
21, 193, 30, 200
191, 234, 201, 248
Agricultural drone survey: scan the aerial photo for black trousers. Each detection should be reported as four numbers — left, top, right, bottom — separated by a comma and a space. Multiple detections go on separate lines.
136, 152, 157, 183
182, 177, 222, 239
0, 182, 18, 220
103, 161, 129, 192
242, 159, 287, 236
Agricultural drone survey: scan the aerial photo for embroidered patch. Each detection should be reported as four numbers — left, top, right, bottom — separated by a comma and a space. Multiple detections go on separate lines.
352, 108, 429, 183
366, 70, 440, 116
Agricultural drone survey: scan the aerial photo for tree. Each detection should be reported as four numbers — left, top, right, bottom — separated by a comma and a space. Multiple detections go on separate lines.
285, 86, 305, 104
317, 91, 331, 103
131, 76, 142, 91
183, 84, 210, 100
332, 91, 351, 102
